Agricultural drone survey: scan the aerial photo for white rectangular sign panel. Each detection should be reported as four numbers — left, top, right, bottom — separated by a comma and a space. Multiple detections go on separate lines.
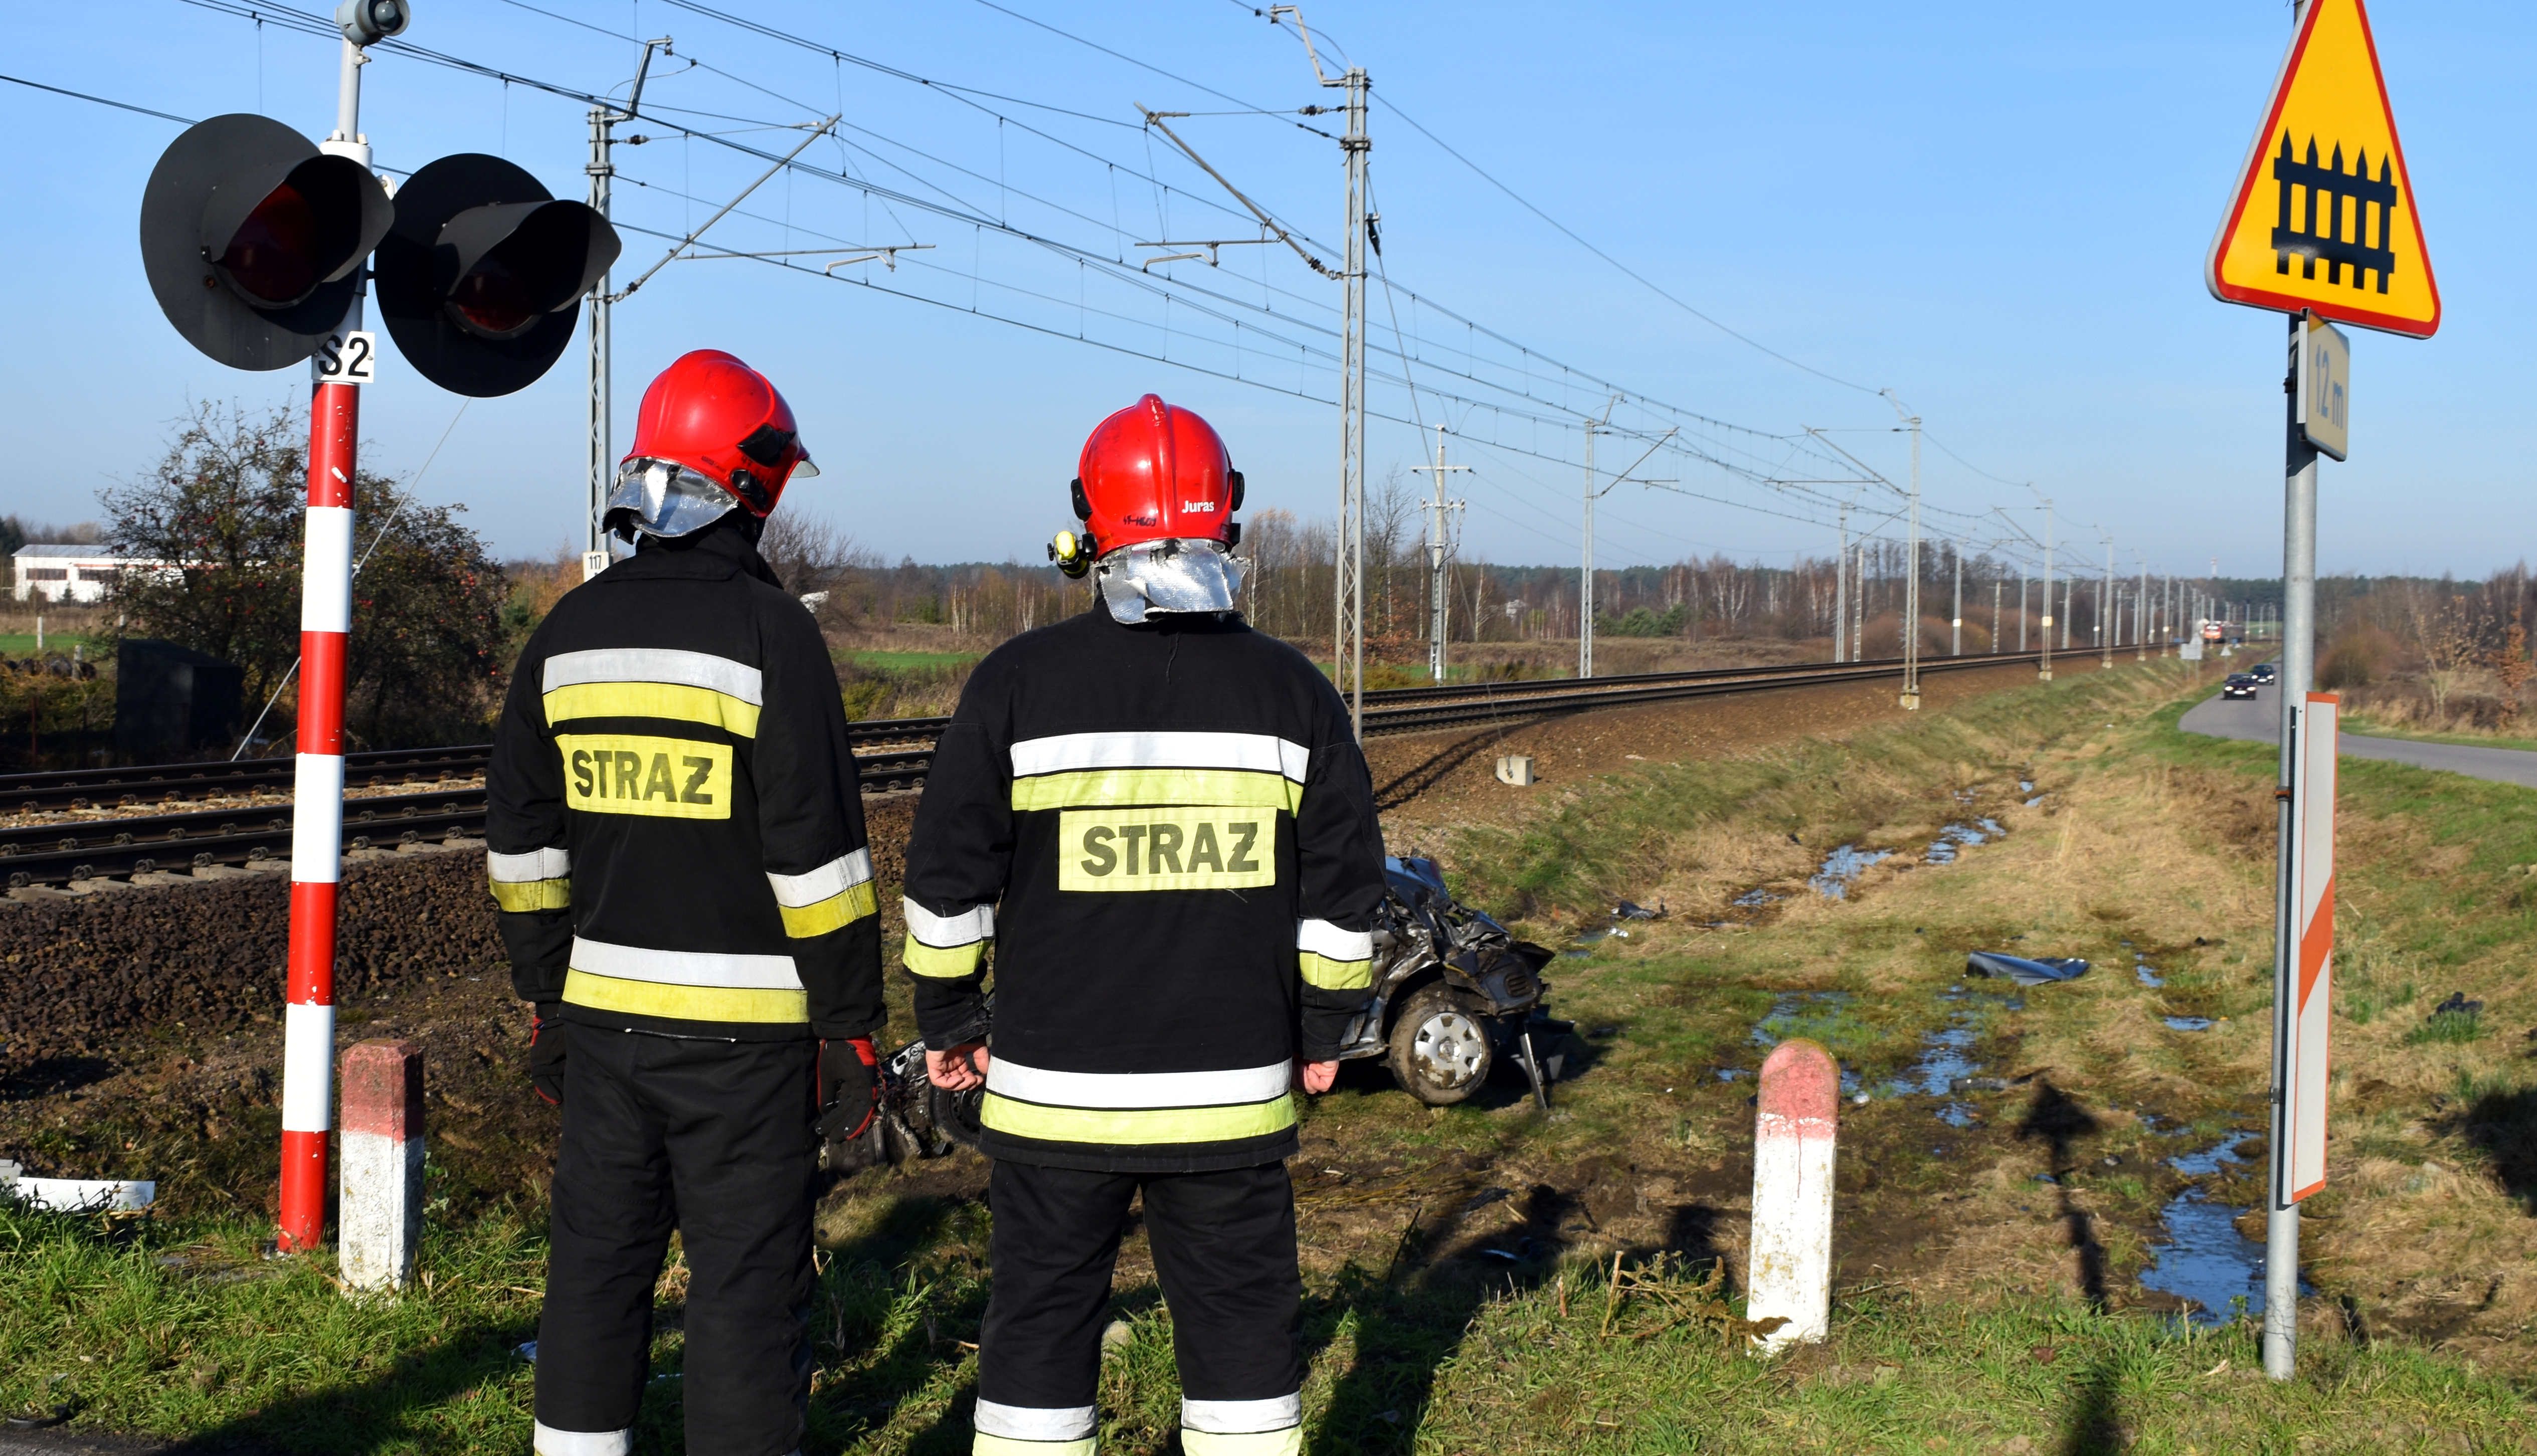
2281, 692, 2337, 1204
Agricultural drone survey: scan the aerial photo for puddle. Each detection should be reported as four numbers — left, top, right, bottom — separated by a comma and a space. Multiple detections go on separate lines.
2168, 1131, 2255, 1177
2135, 958, 2166, 988
1732, 888, 1780, 908
2140, 1131, 2305, 1325
1715, 1068, 1745, 1082
2139, 1190, 2268, 1324
1562, 926, 1611, 959
2163, 1016, 2214, 1032
1923, 821, 1997, 865
1808, 844, 1892, 899
2019, 778, 2045, 808
1748, 991, 1854, 1048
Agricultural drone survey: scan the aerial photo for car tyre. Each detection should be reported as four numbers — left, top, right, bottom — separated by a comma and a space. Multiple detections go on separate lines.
1387, 985, 1493, 1106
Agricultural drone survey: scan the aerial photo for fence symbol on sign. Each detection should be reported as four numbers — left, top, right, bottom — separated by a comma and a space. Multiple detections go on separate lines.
2271, 135, 2398, 293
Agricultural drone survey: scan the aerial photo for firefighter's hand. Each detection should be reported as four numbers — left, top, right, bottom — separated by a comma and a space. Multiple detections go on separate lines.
1298, 1059, 1339, 1095
529, 1004, 567, 1107
927, 1043, 989, 1091
818, 1037, 882, 1143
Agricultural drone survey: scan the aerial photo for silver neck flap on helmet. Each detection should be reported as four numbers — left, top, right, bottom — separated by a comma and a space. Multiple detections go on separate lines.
1093, 538, 1246, 624
606, 457, 742, 540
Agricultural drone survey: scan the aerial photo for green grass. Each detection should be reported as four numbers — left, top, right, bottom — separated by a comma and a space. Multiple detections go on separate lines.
5, 1203, 2525, 1455
2404, 1008, 2489, 1046
0, 632, 95, 655
2340, 713, 2537, 756
842, 650, 980, 672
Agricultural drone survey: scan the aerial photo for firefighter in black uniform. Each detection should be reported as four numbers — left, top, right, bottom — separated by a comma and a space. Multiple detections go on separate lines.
901, 394, 1389, 1456
488, 350, 884, 1456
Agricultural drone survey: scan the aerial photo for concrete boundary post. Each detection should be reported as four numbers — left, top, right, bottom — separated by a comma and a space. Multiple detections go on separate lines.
1747, 1037, 1838, 1352
339, 1039, 423, 1292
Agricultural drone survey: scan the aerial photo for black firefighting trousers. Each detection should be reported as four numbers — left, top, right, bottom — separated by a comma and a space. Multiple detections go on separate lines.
974, 1160, 1303, 1455
534, 1025, 817, 1456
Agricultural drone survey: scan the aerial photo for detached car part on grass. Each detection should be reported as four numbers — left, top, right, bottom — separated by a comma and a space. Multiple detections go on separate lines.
1332, 855, 1568, 1110
825, 858, 1567, 1171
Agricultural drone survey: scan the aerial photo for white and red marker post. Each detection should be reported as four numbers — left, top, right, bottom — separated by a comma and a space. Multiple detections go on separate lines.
1747, 1037, 1839, 1352
339, 1040, 425, 1291
277, 35, 375, 1255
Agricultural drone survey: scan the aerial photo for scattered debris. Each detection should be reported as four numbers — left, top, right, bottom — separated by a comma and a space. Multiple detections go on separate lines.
1596, 1251, 1787, 1346
2164, 1017, 2215, 1032
1613, 899, 1665, 921
2431, 992, 2483, 1019
1965, 952, 2089, 985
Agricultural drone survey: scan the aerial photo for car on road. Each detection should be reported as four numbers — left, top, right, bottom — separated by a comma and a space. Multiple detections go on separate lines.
2222, 673, 2258, 700
2251, 662, 2277, 685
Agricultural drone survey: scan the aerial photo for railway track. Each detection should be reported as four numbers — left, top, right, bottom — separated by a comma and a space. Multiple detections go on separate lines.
0, 651, 2040, 887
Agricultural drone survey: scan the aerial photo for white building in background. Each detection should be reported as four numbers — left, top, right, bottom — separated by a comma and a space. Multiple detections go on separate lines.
11, 545, 168, 604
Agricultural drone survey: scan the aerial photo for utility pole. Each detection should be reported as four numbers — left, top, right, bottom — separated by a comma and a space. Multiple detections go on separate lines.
1833, 503, 1850, 663
2062, 574, 2074, 651
585, 37, 671, 576
1991, 579, 2002, 654
2101, 531, 2116, 668
1884, 392, 1923, 707
2036, 495, 2055, 681
1330, 63, 1371, 733
2018, 569, 2028, 652
2138, 559, 2150, 661
1420, 424, 1468, 684
1854, 544, 1867, 665
1950, 540, 1962, 657
1580, 411, 1598, 679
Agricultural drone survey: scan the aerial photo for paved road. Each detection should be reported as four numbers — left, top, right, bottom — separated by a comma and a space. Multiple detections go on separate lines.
2180, 682, 2537, 789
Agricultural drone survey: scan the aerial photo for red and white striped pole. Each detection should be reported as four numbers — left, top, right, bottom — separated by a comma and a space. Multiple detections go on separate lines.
277, 35, 373, 1255
1747, 1037, 1839, 1352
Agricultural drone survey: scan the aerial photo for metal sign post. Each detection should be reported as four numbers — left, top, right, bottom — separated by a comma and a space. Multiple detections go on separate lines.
2206, 0, 2439, 1378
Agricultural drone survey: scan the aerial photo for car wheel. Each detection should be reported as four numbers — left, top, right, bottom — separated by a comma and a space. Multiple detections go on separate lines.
1387, 986, 1493, 1106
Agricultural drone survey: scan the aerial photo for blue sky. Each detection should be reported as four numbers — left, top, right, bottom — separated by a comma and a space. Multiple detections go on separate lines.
3, 1, 2528, 579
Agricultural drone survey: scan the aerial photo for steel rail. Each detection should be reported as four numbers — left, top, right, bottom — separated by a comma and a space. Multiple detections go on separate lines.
2, 653, 2055, 887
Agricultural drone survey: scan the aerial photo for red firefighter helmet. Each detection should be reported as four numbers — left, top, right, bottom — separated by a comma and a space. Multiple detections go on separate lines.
608, 349, 817, 538
1053, 395, 1248, 621
1068, 393, 1242, 559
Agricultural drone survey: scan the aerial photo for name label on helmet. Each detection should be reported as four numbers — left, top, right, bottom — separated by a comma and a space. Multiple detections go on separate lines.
1059, 807, 1275, 892
560, 734, 733, 820
1180, 499, 1218, 512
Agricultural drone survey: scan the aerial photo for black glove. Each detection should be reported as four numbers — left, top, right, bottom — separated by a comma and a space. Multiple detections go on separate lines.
817, 1036, 881, 1144
529, 1004, 567, 1107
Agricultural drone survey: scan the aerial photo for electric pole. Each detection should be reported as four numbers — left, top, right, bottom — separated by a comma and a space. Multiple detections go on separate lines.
1950, 540, 1962, 657
1420, 424, 1468, 684
1992, 579, 2002, 654
2036, 494, 2055, 681
1580, 412, 1598, 679
1833, 503, 1850, 663
1884, 392, 1922, 707
2101, 530, 2116, 668
585, 37, 671, 576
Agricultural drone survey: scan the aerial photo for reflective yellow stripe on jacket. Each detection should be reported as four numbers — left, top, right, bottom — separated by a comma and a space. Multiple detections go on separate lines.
561, 936, 808, 1023
767, 849, 878, 937
1296, 917, 1375, 991
977, 1059, 1296, 1146
1007, 730, 1309, 814
542, 647, 764, 737
487, 846, 571, 912
901, 896, 992, 979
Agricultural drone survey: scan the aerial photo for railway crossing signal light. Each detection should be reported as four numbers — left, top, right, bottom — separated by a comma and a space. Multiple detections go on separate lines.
376, 153, 620, 398
139, 113, 393, 372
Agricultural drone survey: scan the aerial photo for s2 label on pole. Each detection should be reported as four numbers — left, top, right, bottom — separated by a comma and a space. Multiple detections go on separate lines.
313, 330, 379, 386
2297, 312, 2349, 461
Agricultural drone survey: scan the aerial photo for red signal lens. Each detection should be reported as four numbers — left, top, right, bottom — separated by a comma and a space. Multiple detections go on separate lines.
446, 255, 540, 338
215, 182, 320, 305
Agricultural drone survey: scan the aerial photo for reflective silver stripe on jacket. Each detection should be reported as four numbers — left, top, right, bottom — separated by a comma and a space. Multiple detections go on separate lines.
1009, 730, 1308, 784
986, 1058, 1290, 1110
488, 846, 571, 882
1183, 1394, 1304, 1434
972, 1400, 1097, 1441
903, 897, 994, 947
531, 1423, 632, 1456
1295, 917, 1374, 961
568, 936, 803, 990
767, 848, 874, 907
542, 647, 763, 702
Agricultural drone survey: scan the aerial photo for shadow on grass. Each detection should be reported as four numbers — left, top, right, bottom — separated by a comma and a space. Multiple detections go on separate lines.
153, 1316, 539, 1456
806, 1189, 995, 1455
2019, 1079, 2108, 1312
2447, 1087, 2537, 1215
2055, 1349, 2126, 1456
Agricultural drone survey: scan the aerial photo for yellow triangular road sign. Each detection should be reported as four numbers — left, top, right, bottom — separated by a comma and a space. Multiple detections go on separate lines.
2207, 0, 2438, 338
